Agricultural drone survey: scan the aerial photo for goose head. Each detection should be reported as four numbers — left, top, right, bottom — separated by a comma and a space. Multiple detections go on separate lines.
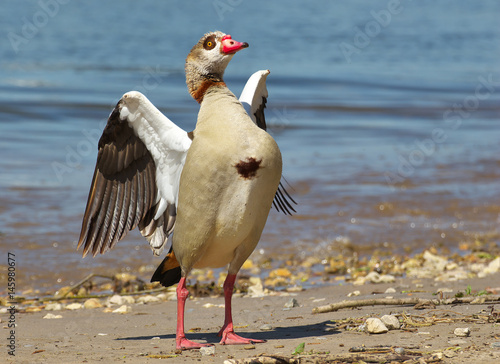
185, 31, 248, 103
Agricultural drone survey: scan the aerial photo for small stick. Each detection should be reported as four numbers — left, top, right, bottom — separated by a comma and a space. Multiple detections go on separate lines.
59, 273, 113, 298
312, 295, 500, 314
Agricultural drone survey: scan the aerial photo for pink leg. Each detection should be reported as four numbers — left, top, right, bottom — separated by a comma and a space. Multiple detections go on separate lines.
218, 274, 267, 345
176, 277, 212, 350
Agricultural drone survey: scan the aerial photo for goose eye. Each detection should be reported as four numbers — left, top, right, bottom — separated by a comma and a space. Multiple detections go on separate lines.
203, 36, 216, 50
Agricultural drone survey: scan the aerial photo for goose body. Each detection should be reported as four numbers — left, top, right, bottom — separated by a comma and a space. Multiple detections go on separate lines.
77, 31, 294, 350
175, 86, 282, 271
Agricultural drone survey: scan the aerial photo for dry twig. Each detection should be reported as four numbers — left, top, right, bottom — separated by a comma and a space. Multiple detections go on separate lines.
312, 295, 500, 314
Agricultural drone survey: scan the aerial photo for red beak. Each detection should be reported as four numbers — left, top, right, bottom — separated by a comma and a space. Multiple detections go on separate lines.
221, 35, 249, 54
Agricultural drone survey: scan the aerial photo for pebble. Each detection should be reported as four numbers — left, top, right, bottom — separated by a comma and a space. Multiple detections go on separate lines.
394, 347, 405, 355
353, 272, 395, 285
247, 278, 265, 298
259, 324, 273, 331
380, 314, 400, 330
199, 346, 216, 356
478, 257, 500, 278
65, 303, 83, 310
136, 295, 160, 304
155, 293, 168, 301
243, 344, 255, 350
423, 250, 448, 271
202, 303, 218, 308
347, 290, 360, 297
269, 268, 292, 278
107, 294, 125, 306
454, 327, 470, 337
106, 294, 135, 306
43, 313, 62, 319
54, 286, 73, 299
112, 305, 131, 314
490, 342, 500, 348
45, 303, 62, 311
84, 298, 102, 309
286, 285, 303, 292
385, 287, 396, 293
284, 298, 300, 308
122, 295, 135, 304
364, 318, 388, 334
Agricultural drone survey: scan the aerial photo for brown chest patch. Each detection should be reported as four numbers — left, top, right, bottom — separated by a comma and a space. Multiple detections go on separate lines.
235, 157, 262, 179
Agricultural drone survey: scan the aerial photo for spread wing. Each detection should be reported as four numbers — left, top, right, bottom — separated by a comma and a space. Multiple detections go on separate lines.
239, 70, 297, 215
239, 69, 269, 130
77, 91, 192, 257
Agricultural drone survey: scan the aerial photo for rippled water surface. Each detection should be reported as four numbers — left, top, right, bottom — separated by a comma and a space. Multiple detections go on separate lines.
0, 0, 499, 292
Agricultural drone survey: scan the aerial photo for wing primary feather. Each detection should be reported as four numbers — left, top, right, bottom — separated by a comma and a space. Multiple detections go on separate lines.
90, 178, 113, 256
273, 181, 297, 215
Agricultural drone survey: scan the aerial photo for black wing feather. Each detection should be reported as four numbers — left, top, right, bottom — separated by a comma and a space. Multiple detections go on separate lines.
77, 99, 174, 257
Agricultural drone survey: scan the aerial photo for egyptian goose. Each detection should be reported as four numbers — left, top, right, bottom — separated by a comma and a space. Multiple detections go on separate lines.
77, 31, 295, 350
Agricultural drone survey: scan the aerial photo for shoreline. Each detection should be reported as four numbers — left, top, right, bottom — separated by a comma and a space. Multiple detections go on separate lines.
2, 250, 500, 363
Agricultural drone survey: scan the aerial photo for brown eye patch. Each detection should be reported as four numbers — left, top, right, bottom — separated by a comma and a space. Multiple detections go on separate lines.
203, 35, 216, 50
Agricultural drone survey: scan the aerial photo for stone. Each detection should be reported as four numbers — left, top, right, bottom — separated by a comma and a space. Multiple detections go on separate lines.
347, 290, 361, 297
54, 286, 73, 299
286, 285, 303, 292
380, 314, 400, 330
355, 272, 395, 285
454, 327, 470, 337
284, 298, 300, 308
112, 305, 131, 314
247, 278, 265, 298
65, 303, 83, 310
107, 294, 125, 306
83, 298, 102, 309
385, 287, 396, 293
394, 347, 405, 355
156, 293, 168, 301
136, 295, 160, 304
364, 318, 388, 334
43, 313, 62, 319
45, 303, 63, 311
478, 257, 500, 278
423, 250, 448, 271
121, 295, 135, 304
269, 268, 292, 278
259, 324, 273, 331
199, 346, 216, 356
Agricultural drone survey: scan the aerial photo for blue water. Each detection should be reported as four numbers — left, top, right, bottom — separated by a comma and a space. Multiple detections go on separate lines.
0, 0, 499, 291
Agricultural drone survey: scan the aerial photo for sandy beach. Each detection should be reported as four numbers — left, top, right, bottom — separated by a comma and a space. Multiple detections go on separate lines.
3, 268, 500, 363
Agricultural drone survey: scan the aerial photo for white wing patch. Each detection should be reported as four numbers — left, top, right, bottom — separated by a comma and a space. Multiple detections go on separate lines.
239, 69, 270, 125
120, 91, 191, 221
